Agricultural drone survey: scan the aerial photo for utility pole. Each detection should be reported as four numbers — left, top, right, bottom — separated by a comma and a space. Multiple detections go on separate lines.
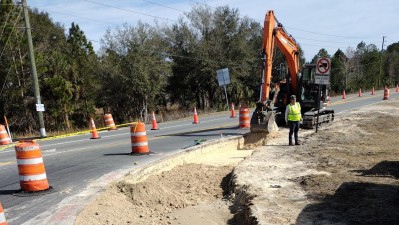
22, 0, 46, 137
378, 36, 386, 88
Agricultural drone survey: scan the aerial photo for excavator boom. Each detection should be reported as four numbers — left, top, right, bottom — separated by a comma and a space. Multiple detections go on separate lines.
251, 10, 301, 133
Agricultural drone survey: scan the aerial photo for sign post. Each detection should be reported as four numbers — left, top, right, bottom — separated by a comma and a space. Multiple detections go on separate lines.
216, 68, 230, 110
315, 57, 331, 133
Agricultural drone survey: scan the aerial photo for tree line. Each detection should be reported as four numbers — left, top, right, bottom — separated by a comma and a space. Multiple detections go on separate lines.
0, 1, 398, 135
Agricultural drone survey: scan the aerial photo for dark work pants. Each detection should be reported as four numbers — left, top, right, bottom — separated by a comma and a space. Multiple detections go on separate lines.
288, 121, 300, 144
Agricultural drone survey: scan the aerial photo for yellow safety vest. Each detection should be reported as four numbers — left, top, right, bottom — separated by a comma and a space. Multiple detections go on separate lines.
288, 102, 301, 121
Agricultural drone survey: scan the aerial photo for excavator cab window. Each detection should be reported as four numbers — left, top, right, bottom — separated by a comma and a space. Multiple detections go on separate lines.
300, 66, 317, 102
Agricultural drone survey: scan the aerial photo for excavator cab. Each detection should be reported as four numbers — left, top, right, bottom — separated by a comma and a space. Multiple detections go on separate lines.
298, 64, 330, 112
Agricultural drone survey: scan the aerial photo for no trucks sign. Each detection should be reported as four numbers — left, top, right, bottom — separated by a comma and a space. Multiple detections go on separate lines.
315, 57, 331, 85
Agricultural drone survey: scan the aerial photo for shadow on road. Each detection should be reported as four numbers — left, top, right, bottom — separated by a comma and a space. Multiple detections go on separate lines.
296, 182, 399, 224
0, 189, 16, 195
160, 126, 243, 137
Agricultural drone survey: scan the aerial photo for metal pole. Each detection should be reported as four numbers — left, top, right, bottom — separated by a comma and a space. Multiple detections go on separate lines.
315, 84, 321, 133
378, 36, 386, 88
223, 85, 229, 110
22, 0, 46, 137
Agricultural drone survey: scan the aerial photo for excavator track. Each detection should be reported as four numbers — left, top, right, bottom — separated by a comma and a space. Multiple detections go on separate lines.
302, 108, 334, 129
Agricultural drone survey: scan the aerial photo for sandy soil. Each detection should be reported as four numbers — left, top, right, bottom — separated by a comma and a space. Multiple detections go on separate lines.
75, 139, 255, 225
76, 98, 399, 225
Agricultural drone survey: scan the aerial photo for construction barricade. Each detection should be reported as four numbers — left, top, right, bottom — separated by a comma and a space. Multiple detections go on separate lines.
131, 122, 151, 155
104, 114, 117, 131
383, 87, 389, 100
239, 106, 250, 128
0, 125, 11, 145
15, 140, 50, 192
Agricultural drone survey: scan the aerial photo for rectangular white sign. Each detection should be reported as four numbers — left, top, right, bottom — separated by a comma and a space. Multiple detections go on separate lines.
216, 68, 230, 86
315, 75, 330, 85
36, 104, 45, 112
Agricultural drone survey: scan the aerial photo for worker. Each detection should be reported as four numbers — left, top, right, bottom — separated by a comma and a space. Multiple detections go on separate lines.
285, 95, 302, 146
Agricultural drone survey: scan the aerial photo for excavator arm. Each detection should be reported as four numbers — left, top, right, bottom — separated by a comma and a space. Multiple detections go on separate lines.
260, 10, 300, 103
251, 10, 301, 133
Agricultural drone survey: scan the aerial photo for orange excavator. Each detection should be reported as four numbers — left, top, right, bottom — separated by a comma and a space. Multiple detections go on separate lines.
250, 10, 334, 133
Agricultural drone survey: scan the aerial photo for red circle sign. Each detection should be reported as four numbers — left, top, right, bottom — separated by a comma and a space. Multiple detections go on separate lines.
317, 58, 330, 74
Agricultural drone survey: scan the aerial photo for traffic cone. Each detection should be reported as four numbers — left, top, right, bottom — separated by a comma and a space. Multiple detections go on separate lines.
0, 125, 11, 145
90, 118, 100, 139
371, 87, 375, 95
0, 201, 7, 225
230, 103, 236, 118
396, 84, 398, 93
151, 111, 159, 130
342, 90, 346, 99
193, 107, 199, 124
358, 88, 362, 97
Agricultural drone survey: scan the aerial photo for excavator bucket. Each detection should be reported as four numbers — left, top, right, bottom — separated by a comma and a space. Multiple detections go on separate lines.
250, 110, 278, 133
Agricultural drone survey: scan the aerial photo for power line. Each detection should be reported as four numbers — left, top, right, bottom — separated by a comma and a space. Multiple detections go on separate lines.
42, 9, 120, 26
284, 26, 360, 39
0, 7, 22, 60
0, 3, 15, 41
82, 0, 177, 23
141, 0, 187, 13
295, 36, 359, 45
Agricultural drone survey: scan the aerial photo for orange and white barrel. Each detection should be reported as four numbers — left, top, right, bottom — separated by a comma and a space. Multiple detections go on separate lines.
383, 88, 389, 100
0, 202, 7, 225
15, 140, 49, 192
104, 114, 117, 131
131, 122, 149, 154
239, 107, 250, 128
0, 125, 11, 145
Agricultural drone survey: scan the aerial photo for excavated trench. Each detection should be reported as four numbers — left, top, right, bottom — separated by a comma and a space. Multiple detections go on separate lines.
76, 132, 274, 225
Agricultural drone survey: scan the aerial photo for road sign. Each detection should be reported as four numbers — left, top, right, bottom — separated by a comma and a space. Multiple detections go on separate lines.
315, 57, 331, 85
36, 104, 45, 112
316, 57, 331, 75
216, 68, 230, 86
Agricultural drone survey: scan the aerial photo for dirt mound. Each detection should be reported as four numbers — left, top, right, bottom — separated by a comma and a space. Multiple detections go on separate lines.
118, 164, 232, 213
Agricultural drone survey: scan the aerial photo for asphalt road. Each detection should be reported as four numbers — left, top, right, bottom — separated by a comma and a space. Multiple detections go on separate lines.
0, 87, 397, 225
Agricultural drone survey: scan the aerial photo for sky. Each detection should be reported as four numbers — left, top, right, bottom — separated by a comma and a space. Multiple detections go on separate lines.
27, 0, 399, 62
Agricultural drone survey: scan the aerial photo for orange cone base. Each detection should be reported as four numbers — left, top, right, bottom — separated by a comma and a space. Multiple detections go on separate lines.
20, 180, 50, 192
131, 145, 150, 154
130, 151, 155, 155
90, 136, 101, 139
151, 128, 159, 130
108, 127, 118, 131
14, 185, 54, 196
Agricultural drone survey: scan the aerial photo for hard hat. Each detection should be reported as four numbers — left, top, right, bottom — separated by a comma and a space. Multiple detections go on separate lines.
290, 95, 296, 99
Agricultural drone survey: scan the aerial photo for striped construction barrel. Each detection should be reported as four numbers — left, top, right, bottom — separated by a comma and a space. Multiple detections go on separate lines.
383, 88, 389, 100
130, 122, 149, 154
239, 107, 250, 128
0, 125, 11, 145
15, 140, 49, 192
104, 114, 117, 131
0, 201, 7, 225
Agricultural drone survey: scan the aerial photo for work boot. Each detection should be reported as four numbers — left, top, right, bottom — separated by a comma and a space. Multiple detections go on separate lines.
289, 142, 294, 146
295, 140, 302, 145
